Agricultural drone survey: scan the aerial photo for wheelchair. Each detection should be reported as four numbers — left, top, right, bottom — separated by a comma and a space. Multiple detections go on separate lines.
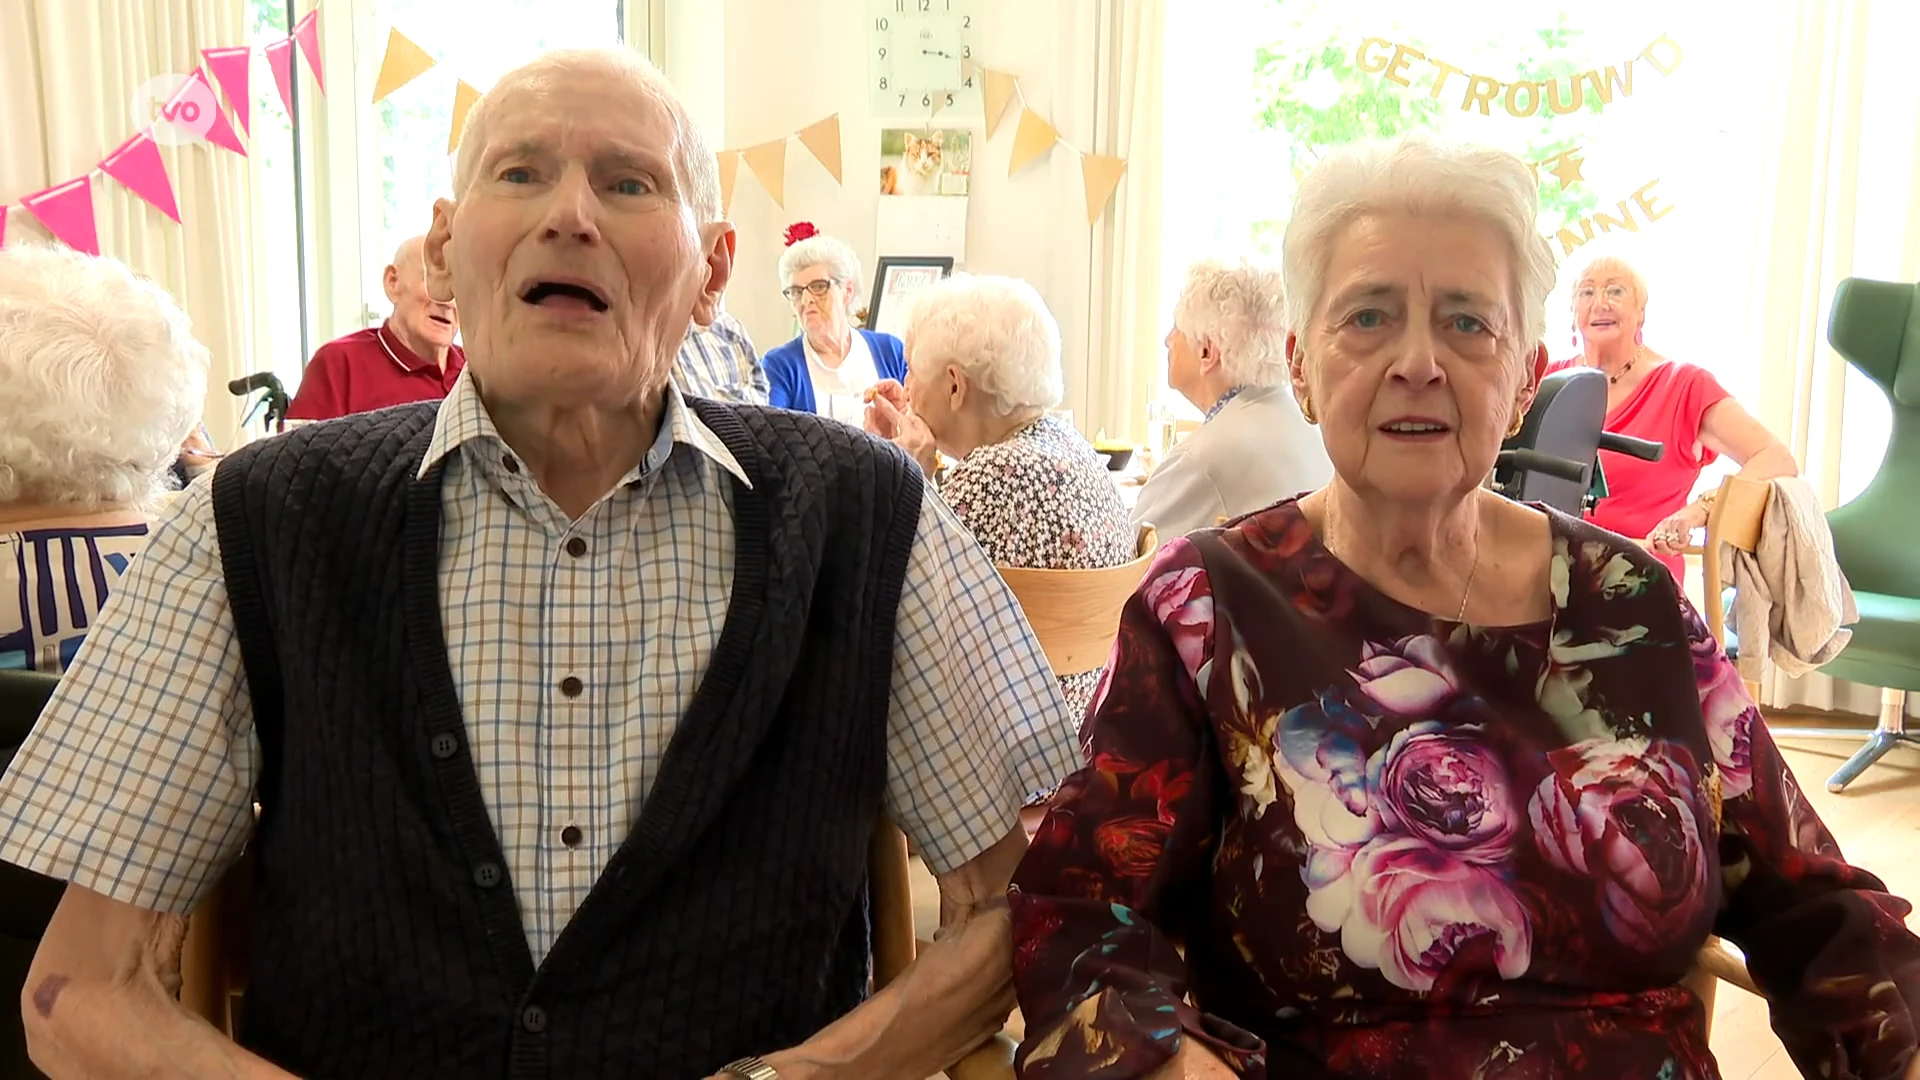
1490, 366, 1664, 516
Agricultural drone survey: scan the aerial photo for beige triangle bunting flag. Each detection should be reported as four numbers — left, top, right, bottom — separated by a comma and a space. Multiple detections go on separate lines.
717, 150, 741, 215
741, 138, 788, 208
372, 28, 437, 103
982, 70, 1019, 140
796, 115, 843, 185
449, 80, 483, 153
1081, 153, 1128, 225
1008, 108, 1059, 177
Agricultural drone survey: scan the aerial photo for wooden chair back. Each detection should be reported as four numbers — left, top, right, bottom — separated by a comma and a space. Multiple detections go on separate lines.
1687, 474, 1772, 646
996, 526, 1161, 678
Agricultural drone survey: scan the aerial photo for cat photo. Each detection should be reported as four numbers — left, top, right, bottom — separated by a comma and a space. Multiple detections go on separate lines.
879, 128, 971, 197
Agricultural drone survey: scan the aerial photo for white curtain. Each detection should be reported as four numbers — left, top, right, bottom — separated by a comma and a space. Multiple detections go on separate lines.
0, 0, 262, 452
1080, 0, 1166, 444
1730, 0, 1920, 716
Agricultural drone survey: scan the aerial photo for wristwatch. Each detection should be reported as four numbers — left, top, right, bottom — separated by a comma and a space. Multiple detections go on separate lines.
718, 1057, 780, 1079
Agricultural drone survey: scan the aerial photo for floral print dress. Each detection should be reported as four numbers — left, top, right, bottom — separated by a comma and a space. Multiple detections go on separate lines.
940, 414, 1135, 722
1009, 498, 1920, 1080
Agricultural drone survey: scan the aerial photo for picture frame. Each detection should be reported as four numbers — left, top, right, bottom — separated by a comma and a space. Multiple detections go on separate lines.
866, 256, 955, 340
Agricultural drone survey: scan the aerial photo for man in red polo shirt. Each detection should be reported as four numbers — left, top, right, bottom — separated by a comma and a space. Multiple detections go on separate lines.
286, 235, 463, 421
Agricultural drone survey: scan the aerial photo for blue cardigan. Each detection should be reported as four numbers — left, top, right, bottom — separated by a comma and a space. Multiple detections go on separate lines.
762, 329, 907, 414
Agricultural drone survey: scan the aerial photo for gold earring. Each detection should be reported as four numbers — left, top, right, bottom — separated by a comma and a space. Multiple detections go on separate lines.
1300, 395, 1318, 425
1507, 412, 1526, 438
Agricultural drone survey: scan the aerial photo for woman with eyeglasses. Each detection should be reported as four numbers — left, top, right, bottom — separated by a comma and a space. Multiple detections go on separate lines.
1546, 255, 1796, 584
762, 233, 907, 423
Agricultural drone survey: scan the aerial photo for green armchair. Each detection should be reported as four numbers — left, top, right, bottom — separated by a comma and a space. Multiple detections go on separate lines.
1821, 277, 1920, 792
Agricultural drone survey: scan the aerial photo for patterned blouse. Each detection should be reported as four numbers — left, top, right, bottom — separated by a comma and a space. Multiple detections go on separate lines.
1009, 498, 1920, 1079
939, 414, 1134, 723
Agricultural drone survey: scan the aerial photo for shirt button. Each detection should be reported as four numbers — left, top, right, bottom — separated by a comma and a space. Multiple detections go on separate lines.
559, 676, 583, 698
520, 1004, 548, 1033
472, 861, 503, 889
429, 732, 460, 760
565, 537, 587, 558
502, 454, 521, 474
560, 824, 583, 848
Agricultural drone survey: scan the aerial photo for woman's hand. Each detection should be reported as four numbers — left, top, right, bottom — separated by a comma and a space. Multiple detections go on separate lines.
1646, 502, 1708, 554
1144, 1040, 1239, 1079
862, 382, 939, 476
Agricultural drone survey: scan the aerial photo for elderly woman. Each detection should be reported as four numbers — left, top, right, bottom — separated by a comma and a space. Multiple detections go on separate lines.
762, 232, 906, 422
1007, 136, 1920, 1080
865, 274, 1132, 721
0, 244, 209, 672
1132, 258, 1333, 537
1547, 256, 1797, 583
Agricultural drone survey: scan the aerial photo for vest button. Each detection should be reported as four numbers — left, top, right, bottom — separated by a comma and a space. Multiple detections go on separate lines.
472, 861, 503, 889
520, 1004, 548, 1034
559, 676, 583, 698
429, 732, 459, 760
565, 536, 587, 558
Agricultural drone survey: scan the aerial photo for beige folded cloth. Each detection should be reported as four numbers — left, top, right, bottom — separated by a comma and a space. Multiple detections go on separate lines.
1722, 476, 1857, 679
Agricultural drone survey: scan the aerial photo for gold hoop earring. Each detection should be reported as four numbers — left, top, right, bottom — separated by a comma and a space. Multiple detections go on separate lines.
1300, 395, 1318, 425
1507, 413, 1526, 438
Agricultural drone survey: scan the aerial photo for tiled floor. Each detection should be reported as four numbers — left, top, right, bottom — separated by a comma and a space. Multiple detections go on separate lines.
908, 725, 1920, 1077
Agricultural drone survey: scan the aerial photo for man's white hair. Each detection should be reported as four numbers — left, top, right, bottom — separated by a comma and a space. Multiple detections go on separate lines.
777, 235, 862, 291
1173, 258, 1289, 388
0, 245, 209, 509
452, 48, 721, 224
1283, 135, 1557, 364
904, 274, 1063, 415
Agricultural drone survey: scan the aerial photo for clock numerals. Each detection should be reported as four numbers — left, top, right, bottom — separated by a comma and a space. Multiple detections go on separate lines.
870, 0, 980, 116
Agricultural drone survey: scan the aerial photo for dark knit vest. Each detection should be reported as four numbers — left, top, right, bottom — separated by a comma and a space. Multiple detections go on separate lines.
210, 400, 923, 1079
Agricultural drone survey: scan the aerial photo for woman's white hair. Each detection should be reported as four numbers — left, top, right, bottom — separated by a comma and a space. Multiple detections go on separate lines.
904, 274, 1063, 415
0, 244, 209, 509
1173, 259, 1289, 388
1283, 135, 1558, 363
452, 48, 721, 224
778, 234, 862, 291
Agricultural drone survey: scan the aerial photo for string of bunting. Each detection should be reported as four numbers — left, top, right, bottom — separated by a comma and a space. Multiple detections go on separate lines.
0, 11, 325, 255
714, 116, 846, 213
973, 61, 1127, 227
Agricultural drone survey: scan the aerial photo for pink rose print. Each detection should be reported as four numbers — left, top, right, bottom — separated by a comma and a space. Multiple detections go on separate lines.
1339, 835, 1533, 992
1691, 630, 1756, 800
1350, 635, 1466, 718
1529, 738, 1715, 953
1369, 722, 1518, 863
1142, 563, 1214, 680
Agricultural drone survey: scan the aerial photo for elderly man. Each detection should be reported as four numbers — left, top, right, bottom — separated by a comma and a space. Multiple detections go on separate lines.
0, 48, 1075, 1080
675, 305, 770, 404
1132, 258, 1331, 536
285, 234, 463, 421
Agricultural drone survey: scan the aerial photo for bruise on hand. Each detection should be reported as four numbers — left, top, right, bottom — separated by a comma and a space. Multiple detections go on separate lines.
30, 974, 69, 1019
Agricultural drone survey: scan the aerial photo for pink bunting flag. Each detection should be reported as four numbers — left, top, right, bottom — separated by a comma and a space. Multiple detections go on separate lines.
202, 46, 253, 134
0, 206, 8, 249
20, 176, 101, 256
168, 69, 246, 156
292, 10, 326, 95
100, 131, 182, 223
265, 36, 296, 117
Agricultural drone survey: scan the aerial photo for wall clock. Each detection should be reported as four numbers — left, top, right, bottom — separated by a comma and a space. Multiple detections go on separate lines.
866, 0, 984, 118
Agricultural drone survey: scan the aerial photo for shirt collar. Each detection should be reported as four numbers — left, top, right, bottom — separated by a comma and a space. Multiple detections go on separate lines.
1204, 385, 1247, 422
377, 322, 426, 373
418, 367, 752, 488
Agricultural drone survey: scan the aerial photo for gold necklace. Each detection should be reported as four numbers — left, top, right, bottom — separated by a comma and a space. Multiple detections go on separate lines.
1324, 496, 1481, 622
1593, 345, 1645, 385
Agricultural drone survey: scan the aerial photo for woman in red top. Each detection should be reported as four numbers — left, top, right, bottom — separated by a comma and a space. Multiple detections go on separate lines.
1547, 256, 1796, 584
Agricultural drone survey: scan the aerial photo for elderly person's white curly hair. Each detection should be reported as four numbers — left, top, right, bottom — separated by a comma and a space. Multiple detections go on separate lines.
777, 234, 863, 293
902, 274, 1063, 415
1173, 259, 1290, 388
0, 245, 210, 511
